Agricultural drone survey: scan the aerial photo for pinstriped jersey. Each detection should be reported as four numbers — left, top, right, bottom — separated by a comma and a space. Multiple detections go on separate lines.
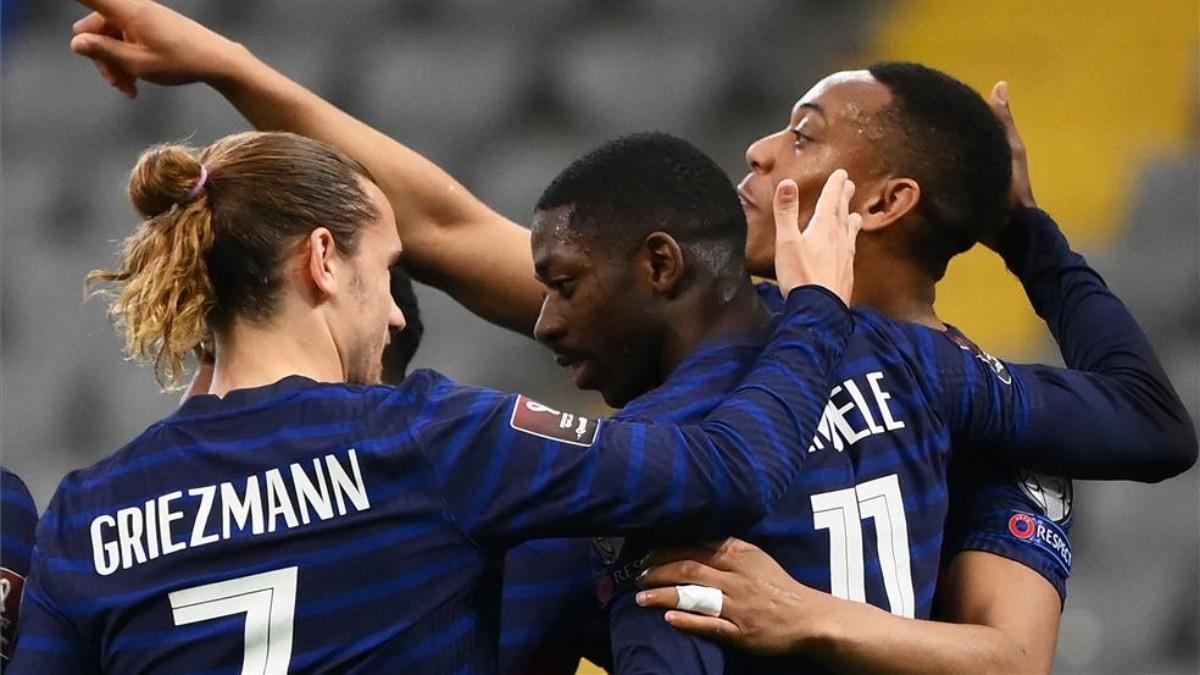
10, 287, 851, 674
1, 468, 37, 669
499, 335, 772, 675
606, 286, 1078, 674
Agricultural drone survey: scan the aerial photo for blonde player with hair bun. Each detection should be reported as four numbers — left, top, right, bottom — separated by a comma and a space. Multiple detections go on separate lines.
88, 131, 388, 388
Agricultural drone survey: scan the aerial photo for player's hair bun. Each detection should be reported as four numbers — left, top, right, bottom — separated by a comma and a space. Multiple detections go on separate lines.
128, 143, 206, 219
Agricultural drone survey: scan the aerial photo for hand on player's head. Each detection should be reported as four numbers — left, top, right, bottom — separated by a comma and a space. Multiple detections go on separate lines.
989, 81, 1037, 214
69, 0, 241, 99
772, 170, 861, 306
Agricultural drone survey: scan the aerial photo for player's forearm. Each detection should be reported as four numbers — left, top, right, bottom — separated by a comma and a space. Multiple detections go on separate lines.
584, 287, 851, 536
807, 600, 1037, 675
207, 49, 543, 335
998, 209, 1196, 480
695, 287, 851, 520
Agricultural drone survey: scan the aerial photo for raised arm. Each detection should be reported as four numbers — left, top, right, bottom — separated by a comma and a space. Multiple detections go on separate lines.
69, 0, 542, 334
962, 85, 1196, 480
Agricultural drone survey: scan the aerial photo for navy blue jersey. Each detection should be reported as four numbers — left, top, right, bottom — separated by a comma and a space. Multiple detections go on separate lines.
1, 468, 37, 669
606, 209, 1178, 673
606, 304, 980, 674
499, 336, 770, 675
10, 287, 852, 674
500, 538, 606, 675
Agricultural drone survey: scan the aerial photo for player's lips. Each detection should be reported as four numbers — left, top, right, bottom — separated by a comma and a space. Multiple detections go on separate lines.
736, 181, 757, 209
553, 351, 599, 389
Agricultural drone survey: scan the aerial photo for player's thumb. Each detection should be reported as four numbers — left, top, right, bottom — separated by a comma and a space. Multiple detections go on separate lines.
773, 179, 800, 243
71, 33, 140, 70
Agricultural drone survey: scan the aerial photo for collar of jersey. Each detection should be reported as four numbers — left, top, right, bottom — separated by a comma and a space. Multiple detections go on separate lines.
171, 375, 326, 420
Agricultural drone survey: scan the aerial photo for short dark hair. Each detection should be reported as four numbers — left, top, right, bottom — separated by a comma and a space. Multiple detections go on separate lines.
535, 132, 746, 281
867, 62, 1012, 279
381, 264, 423, 384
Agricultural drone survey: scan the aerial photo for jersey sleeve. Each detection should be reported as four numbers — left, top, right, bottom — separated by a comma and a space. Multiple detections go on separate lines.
941, 460, 1073, 602
7, 490, 98, 675
915, 209, 1195, 482
407, 286, 853, 544
1, 469, 38, 666
608, 590, 724, 675
995, 208, 1195, 481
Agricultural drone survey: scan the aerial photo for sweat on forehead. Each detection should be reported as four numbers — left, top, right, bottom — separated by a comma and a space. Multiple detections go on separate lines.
531, 205, 586, 243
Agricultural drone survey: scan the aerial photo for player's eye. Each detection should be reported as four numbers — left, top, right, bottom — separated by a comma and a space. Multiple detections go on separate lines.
550, 278, 575, 297
791, 128, 813, 147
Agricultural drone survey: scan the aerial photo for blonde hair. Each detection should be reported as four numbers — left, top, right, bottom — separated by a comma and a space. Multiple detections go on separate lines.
87, 131, 377, 388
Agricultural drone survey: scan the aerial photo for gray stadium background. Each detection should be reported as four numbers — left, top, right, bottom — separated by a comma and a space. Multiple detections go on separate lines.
2, 1, 1196, 672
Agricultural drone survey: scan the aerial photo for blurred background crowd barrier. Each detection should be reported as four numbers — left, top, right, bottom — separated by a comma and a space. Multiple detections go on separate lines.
2, 0, 1196, 671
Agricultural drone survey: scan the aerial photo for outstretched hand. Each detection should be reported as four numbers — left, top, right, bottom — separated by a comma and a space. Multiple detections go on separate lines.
69, 0, 246, 98
772, 170, 861, 306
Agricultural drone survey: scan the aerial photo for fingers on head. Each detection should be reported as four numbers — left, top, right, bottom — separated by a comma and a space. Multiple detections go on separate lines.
847, 212, 864, 240
815, 169, 849, 215
774, 179, 799, 217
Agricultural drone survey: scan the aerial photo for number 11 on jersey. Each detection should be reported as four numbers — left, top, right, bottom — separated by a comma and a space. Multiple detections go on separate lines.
811, 474, 915, 618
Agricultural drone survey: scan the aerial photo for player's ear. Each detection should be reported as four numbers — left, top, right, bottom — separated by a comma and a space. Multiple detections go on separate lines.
858, 176, 920, 232
642, 231, 686, 296
306, 227, 340, 299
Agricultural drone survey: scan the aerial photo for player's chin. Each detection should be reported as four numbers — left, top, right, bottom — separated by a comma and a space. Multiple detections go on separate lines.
597, 379, 638, 409
744, 242, 776, 279
744, 222, 777, 277
570, 358, 601, 392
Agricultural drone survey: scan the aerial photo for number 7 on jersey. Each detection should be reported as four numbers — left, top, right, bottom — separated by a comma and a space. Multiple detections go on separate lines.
169, 566, 298, 675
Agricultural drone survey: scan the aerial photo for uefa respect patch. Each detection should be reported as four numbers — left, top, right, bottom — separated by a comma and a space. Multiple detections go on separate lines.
1007, 510, 1072, 574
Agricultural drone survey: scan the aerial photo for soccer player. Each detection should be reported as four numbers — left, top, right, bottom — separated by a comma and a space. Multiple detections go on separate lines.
8, 131, 860, 673
65, 4, 1195, 673
0, 468, 37, 671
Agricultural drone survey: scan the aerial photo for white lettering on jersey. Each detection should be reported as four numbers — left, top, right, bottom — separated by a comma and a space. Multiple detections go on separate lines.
809, 372, 906, 453
90, 449, 370, 576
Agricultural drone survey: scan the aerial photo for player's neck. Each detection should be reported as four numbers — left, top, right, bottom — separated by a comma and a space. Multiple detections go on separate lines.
660, 280, 771, 377
853, 260, 945, 331
207, 317, 346, 397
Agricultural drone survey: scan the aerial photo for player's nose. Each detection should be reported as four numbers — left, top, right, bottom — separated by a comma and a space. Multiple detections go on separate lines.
389, 301, 406, 331
745, 133, 775, 173
533, 296, 566, 346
